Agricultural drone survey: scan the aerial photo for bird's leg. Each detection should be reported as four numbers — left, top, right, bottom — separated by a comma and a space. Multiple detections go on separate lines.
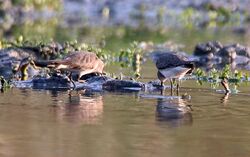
160, 81, 164, 87
67, 72, 76, 89
176, 80, 180, 96
68, 89, 73, 96
160, 89, 165, 95
170, 79, 173, 96
160, 81, 164, 95
159, 80, 165, 95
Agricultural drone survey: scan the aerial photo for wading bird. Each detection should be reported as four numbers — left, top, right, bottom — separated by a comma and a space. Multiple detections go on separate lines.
150, 51, 195, 95
17, 51, 105, 88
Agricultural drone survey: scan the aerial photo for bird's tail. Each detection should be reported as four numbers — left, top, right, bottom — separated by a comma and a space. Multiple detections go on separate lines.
33, 60, 66, 68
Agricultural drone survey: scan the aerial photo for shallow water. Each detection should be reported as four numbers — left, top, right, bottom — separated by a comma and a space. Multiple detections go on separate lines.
1, 78, 250, 157
1, 21, 250, 157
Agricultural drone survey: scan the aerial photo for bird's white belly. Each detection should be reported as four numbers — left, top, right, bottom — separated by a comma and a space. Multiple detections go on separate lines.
159, 67, 190, 80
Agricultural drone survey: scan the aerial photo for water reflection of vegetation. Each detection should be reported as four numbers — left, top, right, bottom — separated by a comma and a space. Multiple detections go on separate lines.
9, 19, 59, 40
7, 0, 61, 10
1, 21, 249, 52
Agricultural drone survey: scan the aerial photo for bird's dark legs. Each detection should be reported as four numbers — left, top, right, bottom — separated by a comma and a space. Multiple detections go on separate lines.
160, 81, 164, 87
170, 79, 181, 96
160, 88, 165, 95
67, 72, 76, 89
170, 79, 173, 96
176, 80, 180, 96
160, 81, 164, 95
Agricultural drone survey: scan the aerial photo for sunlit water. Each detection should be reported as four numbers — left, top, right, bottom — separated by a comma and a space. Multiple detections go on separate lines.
1, 24, 250, 157
1, 77, 250, 157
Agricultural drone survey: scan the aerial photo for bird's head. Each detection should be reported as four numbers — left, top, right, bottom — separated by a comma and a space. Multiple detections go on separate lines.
185, 61, 197, 75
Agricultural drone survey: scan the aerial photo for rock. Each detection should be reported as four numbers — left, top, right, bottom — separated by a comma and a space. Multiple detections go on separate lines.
217, 45, 237, 63
39, 42, 63, 60
0, 47, 40, 66
0, 47, 40, 78
24, 74, 145, 92
193, 41, 222, 56
102, 79, 144, 91
234, 44, 250, 58
86, 75, 110, 84
193, 41, 223, 61
193, 41, 250, 67
32, 75, 71, 89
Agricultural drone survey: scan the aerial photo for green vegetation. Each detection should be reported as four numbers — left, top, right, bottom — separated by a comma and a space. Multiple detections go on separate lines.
0, 37, 144, 78
1, 35, 249, 85
10, 0, 61, 10
194, 65, 248, 93
0, 76, 11, 92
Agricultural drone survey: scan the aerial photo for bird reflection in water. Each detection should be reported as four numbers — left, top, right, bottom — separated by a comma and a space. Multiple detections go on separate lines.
51, 92, 103, 125
156, 97, 193, 127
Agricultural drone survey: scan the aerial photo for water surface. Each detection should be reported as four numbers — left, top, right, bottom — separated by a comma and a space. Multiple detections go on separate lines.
1, 20, 250, 157
1, 78, 250, 157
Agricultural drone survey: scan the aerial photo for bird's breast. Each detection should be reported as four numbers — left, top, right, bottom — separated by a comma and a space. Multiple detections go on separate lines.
159, 66, 191, 79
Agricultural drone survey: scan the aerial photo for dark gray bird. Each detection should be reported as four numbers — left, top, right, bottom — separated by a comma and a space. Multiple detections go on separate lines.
150, 51, 195, 94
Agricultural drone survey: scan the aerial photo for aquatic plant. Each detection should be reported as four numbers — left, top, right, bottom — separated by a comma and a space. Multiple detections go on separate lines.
118, 41, 143, 79
194, 65, 247, 93
0, 76, 11, 92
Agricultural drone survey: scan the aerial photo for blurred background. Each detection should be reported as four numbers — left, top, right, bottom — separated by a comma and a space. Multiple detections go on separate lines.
1, 2, 250, 157
1, 0, 250, 52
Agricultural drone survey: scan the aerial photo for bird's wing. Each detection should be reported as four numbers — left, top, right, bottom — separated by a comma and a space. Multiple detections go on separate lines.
47, 52, 96, 69
66, 52, 103, 71
150, 51, 188, 69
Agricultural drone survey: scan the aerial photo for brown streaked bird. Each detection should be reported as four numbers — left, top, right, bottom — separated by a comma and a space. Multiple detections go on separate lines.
16, 51, 105, 88
47, 51, 104, 81
150, 51, 195, 95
